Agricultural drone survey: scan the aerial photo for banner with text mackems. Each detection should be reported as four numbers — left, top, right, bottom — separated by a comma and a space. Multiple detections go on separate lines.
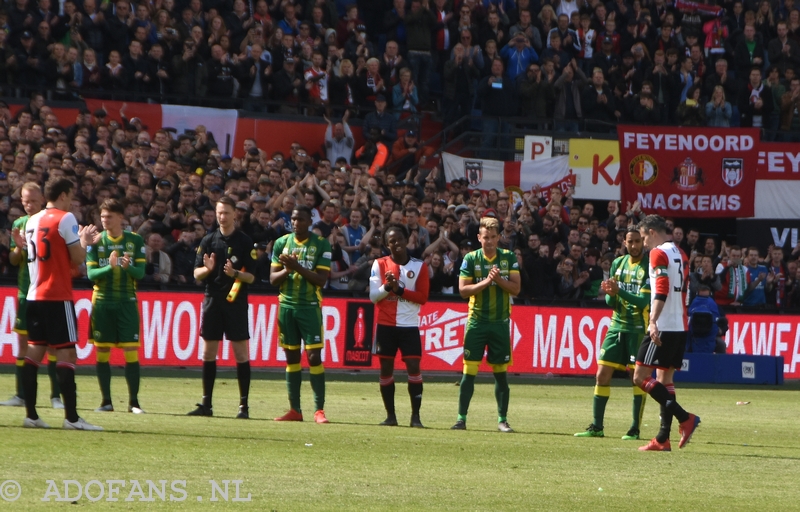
617, 126, 759, 218
1, 288, 799, 378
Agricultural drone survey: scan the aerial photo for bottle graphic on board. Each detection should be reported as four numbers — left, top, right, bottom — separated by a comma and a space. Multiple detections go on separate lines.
354, 308, 365, 348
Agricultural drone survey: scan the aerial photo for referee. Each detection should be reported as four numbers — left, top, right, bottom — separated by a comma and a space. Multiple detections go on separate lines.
188, 196, 256, 419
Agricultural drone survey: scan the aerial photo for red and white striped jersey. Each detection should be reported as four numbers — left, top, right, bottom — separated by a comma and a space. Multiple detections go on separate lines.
26, 208, 80, 302
369, 256, 429, 327
649, 242, 689, 332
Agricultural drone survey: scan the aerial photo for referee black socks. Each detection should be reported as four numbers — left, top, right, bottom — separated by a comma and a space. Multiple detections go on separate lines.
236, 362, 251, 407
201, 361, 217, 408
55, 362, 79, 423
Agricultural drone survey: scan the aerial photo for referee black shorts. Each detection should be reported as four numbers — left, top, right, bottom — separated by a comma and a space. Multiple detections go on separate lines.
200, 296, 250, 342
27, 300, 78, 349
636, 331, 687, 370
372, 324, 422, 359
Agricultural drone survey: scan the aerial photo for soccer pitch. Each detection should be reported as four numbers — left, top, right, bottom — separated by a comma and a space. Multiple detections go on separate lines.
0, 369, 799, 511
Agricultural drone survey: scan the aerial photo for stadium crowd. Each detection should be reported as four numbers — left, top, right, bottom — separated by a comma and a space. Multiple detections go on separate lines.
1, 0, 800, 339
0, 94, 799, 315
0, 0, 800, 137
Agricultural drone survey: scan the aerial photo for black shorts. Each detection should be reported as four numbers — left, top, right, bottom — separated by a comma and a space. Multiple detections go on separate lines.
200, 296, 250, 342
372, 325, 422, 359
636, 331, 687, 370
27, 300, 78, 349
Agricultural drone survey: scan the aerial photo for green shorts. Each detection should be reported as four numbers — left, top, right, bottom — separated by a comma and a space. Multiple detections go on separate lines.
598, 330, 643, 371
463, 319, 511, 366
278, 306, 324, 351
14, 297, 27, 334
89, 301, 141, 348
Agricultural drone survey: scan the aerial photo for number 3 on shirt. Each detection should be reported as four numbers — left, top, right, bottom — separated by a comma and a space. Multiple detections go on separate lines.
673, 258, 686, 292
26, 227, 51, 262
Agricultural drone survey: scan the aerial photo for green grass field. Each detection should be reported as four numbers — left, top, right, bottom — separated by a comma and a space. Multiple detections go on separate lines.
0, 368, 799, 511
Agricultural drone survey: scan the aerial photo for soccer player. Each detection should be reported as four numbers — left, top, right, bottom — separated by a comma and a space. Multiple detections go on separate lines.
575, 226, 649, 440
369, 224, 430, 427
633, 215, 700, 451
20, 177, 102, 430
188, 196, 256, 419
452, 217, 521, 433
86, 199, 146, 414
1, 183, 63, 410
270, 205, 332, 423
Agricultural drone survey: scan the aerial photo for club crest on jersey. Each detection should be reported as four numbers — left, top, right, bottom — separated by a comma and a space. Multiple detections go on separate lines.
722, 158, 743, 187
309, 246, 317, 256
126, 242, 135, 253
637, 268, 645, 280
406, 270, 415, 278
500, 260, 508, 269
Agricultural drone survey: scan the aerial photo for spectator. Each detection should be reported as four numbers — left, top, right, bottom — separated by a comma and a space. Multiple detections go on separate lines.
405, 0, 436, 107
501, 32, 539, 81
392, 67, 419, 119
271, 57, 305, 114
478, 57, 517, 155
743, 246, 769, 307
677, 84, 705, 126
582, 68, 616, 130
705, 85, 733, 127
362, 94, 398, 143
739, 66, 773, 128
780, 76, 800, 141
734, 25, 766, 78
143, 232, 172, 284
518, 62, 554, 124
555, 255, 589, 299
766, 245, 789, 307
428, 251, 458, 293
689, 254, 722, 304
553, 59, 588, 132
324, 112, 355, 164
715, 245, 750, 306
166, 228, 197, 284
355, 126, 389, 176
443, 43, 481, 127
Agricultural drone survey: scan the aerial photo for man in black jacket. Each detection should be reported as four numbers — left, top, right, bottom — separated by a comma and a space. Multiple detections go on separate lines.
206, 44, 235, 106
582, 68, 617, 132
238, 43, 271, 111
478, 57, 516, 158
738, 66, 772, 128
271, 57, 305, 114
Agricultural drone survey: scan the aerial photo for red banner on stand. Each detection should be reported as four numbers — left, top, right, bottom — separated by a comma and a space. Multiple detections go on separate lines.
1, 287, 798, 378
617, 126, 759, 217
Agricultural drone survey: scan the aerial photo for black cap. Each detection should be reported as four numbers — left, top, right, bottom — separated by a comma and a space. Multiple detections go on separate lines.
405, 129, 418, 137
209, 185, 223, 193
220, 154, 232, 161
356, 24, 366, 32
93, 109, 107, 118
375, 94, 387, 102
602, 35, 613, 44
21, 31, 33, 39
157, 179, 171, 187
247, 147, 259, 155
391, 180, 404, 187
79, 107, 91, 115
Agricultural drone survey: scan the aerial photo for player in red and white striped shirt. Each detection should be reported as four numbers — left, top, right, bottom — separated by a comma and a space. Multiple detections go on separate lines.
20, 178, 102, 431
633, 215, 700, 451
369, 224, 430, 428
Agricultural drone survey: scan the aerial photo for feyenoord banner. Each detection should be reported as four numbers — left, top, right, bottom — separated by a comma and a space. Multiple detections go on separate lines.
754, 143, 800, 219
617, 126, 759, 218
1, 287, 798, 378
442, 153, 575, 194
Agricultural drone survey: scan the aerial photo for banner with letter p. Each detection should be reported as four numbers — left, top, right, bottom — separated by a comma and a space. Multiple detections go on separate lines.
617, 126, 759, 218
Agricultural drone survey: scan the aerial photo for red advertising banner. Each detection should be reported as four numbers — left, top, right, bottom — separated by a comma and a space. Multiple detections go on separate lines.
617, 126, 759, 218
1, 287, 798, 378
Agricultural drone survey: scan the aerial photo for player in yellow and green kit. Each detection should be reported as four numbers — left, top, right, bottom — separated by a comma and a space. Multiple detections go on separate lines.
452, 216, 521, 433
575, 226, 650, 440
86, 199, 146, 414
0, 183, 63, 410
270, 205, 332, 424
